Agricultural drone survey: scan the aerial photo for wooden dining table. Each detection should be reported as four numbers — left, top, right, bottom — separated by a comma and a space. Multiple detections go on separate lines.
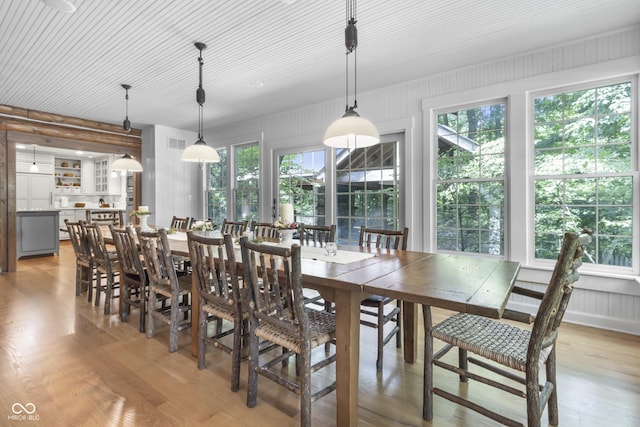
164, 233, 520, 427
102, 227, 520, 426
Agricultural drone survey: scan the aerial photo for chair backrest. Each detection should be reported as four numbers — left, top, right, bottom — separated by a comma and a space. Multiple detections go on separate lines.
170, 216, 193, 231
359, 225, 409, 250
528, 230, 591, 361
188, 232, 243, 313
65, 219, 91, 260
299, 223, 336, 247
239, 237, 308, 336
136, 228, 180, 292
82, 221, 114, 270
109, 225, 145, 281
86, 209, 125, 226
250, 221, 278, 239
222, 219, 248, 236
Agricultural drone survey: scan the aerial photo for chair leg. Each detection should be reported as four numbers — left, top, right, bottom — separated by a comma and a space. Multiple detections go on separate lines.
198, 302, 207, 370
247, 320, 259, 408
169, 295, 180, 352
231, 317, 242, 392
376, 301, 384, 372
86, 265, 94, 303
139, 289, 146, 333
121, 282, 129, 322
547, 346, 559, 425
300, 344, 312, 426
147, 290, 156, 339
94, 272, 102, 307
395, 300, 401, 348
103, 273, 113, 315
458, 348, 468, 382
75, 264, 82, 296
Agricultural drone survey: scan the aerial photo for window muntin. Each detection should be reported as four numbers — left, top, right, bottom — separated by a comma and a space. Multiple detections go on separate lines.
207, 148, 227, 225
435, 102, 506, 256
278, 150, 326, 226
335, 141, 400, 245
234, 143, 259, 222
533, 81, 634, 268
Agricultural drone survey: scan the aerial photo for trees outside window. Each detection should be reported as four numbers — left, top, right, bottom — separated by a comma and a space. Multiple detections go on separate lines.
235, 143, 259, 222
278, 150, 326, 226
533, 80, 634, 268
207, 148, 227, 225
435, 101, 506, 256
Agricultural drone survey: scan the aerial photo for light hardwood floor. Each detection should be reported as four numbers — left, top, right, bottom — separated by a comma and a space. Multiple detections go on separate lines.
1, 242, 638, 426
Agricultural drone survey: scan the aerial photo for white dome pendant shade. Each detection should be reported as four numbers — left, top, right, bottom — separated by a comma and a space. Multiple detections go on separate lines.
181, 42, 220, 164
181, 137, 220, 162
113, 84, 143, 172
323, 108, 379, 148
323, 0, 379, 149
112, 153, 143, 172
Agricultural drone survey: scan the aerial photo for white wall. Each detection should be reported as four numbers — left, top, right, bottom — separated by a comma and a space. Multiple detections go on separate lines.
183, 26, 640, 335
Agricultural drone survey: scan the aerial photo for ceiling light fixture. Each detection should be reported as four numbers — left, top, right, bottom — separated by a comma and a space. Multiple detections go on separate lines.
112, 84, 144, 172
29, 145, 39, 172
323, 0, 379, 149
181, 42, 220, 164
40, 0, 76, 14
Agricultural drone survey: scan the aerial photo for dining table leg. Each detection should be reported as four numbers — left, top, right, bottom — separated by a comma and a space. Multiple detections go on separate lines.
334, 287, 360, 427
402, 301, 418, 363
422, 304, 434, 420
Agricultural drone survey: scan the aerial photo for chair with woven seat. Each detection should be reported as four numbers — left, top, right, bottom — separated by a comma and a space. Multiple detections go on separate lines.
82, 220, 120, 315
240, 237, 336, 426
110, 225, 147, 333
250, 221, 278, 239
298, 223, 336, 314
137, 228, 192, 353
358, 225, 408, 371
188, 232, 249, 391
170, 215, 193, 231
65, 219, 95, 301
221, 219, 248, 237
299, 223, 336, 247
425, 230, 592, 427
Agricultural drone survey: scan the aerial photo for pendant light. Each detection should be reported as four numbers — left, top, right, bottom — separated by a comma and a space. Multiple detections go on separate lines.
181, 42, 220, 163
112, 84, 143, 172
29, 145, 39, 172
323, 0, 379, 149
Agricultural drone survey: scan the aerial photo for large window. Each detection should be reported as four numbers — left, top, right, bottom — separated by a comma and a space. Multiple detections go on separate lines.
278, 150, 327, 226
435, 102, 506, 256
533, 80, 635, 268
207, 148, 227, 225
336, 137, 401, 245
234, 143, 260, 222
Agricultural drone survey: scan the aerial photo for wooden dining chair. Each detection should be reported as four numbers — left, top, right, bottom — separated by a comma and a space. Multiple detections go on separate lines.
170, 215, 193, 231
250, 221, 278, 239
358, 225, 408, 371
299, 223, 336, 247
425, 230, 592, 427
110, 224, 147, 333
187, 232, 248, 391
221, 219, 248, 237
65, 219, 95, 301
240, 237, 336, 426
82, 220, 120, 315
136, 228, 192, 353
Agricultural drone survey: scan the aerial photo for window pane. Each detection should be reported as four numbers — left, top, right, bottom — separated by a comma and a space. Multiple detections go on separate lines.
533, 81, 634, 268
436, 101, 506, 256
207, 148, 227, 225
278, 149, 326, 226
336, 141, 400, 245
235, 144, 259, 222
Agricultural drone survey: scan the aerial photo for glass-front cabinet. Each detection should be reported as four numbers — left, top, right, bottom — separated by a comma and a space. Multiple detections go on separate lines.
94, 158, 109, 193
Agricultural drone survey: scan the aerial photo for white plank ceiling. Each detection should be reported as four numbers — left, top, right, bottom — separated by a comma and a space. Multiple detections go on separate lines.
0, 0, 638, 133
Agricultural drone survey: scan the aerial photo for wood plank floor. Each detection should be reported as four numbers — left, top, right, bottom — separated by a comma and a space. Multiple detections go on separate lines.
1, 241, 639, 426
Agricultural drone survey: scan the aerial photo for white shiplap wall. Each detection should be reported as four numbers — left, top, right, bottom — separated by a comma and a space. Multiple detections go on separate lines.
197, 26, 640, 335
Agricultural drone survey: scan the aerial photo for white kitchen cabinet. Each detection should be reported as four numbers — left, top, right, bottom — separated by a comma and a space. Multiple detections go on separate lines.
16, 151, 54, 174
94, 156, 122, 195
55, 157, 82, 194
17, 173, 53, 210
